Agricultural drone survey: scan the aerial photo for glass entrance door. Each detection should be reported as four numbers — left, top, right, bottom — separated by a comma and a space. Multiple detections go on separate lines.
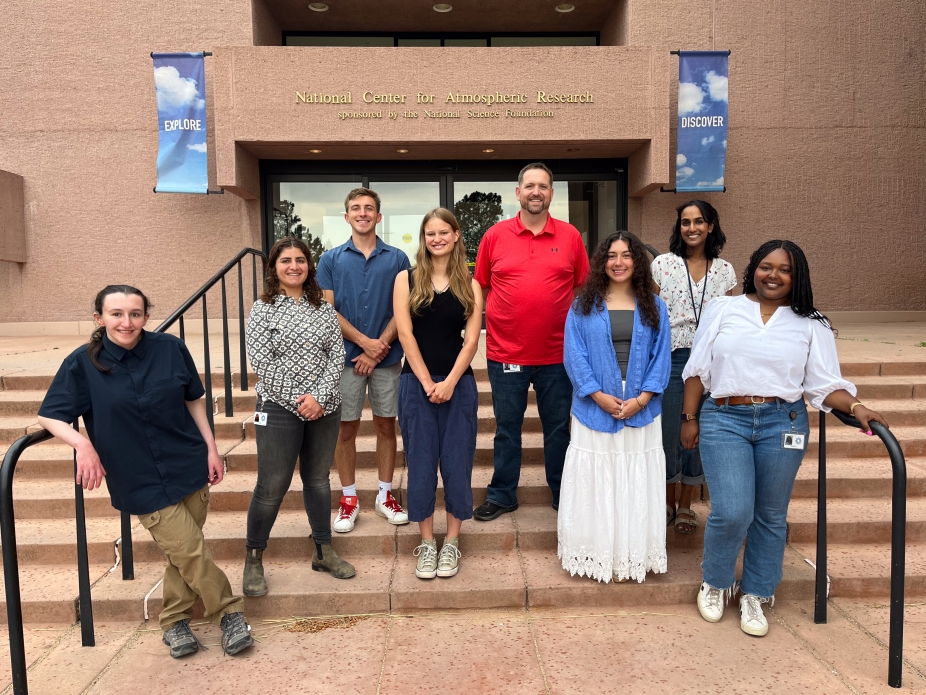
368, 180, 441, 263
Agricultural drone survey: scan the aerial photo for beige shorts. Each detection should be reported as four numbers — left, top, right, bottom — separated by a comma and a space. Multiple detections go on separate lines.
339, 362, 401, 421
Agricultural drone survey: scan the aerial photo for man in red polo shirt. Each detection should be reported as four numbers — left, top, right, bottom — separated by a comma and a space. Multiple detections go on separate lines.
473, 162, 590, 521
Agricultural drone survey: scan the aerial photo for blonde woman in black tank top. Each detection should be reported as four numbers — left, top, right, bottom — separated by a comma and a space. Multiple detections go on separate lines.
393, 208, 484, 580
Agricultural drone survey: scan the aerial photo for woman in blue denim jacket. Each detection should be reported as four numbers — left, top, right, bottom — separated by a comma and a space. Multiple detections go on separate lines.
559, 232, 671, 583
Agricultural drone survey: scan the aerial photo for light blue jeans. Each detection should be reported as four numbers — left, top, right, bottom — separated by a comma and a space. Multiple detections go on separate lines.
698, 397, 808, 598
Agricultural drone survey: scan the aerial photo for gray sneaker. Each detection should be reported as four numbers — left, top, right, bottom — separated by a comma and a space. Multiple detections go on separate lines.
219, 612, 254, 656
162, 619, 201, 658
437, 537, 461, 578
414, 539, 438, 579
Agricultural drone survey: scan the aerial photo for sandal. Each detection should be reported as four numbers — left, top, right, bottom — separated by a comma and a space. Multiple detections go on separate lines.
666, 504, 676, 527
675, 507, 698, 535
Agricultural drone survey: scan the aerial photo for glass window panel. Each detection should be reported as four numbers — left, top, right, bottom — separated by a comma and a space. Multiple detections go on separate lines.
286, 36, 394, 47
368, 181, 441, 263
397, 38, 441, 47
273, 182, 359, 262
491, 36, 596, 47
444, 38, 488, 47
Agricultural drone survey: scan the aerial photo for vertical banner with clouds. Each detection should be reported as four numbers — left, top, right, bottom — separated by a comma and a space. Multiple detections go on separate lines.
152, 52, 208, 194
675, 51, 729, 193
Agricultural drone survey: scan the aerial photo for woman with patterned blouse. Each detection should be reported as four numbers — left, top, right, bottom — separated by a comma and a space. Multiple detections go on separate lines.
651, 201, 737, 535
243, 238, 355, 597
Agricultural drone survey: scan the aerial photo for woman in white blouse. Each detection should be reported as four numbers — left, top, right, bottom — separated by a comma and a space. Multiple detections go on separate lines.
652, 201, 737, 535
680, 240, 887, 637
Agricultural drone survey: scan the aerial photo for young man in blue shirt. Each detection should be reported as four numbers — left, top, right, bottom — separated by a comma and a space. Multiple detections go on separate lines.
317, 188, 411, 532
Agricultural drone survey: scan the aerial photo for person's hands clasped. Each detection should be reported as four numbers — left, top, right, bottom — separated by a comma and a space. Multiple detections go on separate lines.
591, 391, 623, 418
428, 379, 457, 404
75, 441, 106, 491
617, 397, 644, 420
360, 335, 390, 362
352, 353, 378, 376
681, 420, 699, 450
296, 393, 325, 420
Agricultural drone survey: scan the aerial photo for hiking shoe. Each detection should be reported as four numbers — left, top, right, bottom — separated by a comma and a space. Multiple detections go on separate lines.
414, 539, 438, 579
437, 537, 461, 578
242, 548, 267, 597
473, 500, 517, 521
333, 495, 359, 533
311, 543, 356, 579
375, 491, 409, 525
219, 612, 254, 656
697, 582, 724, 623
739, 594, 769, 637
162, 619, 200, 658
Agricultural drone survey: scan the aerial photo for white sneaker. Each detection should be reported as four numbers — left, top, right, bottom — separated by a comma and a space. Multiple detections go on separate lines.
739, 594, 769, 636
375, 491, 409, 525
697, 582, 724, 623
333, 495, 359, 533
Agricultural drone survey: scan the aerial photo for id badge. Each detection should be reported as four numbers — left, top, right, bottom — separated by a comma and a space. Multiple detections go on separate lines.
502, 363, 522, 373
254, 412, 268, 426
782, 431, 806, 450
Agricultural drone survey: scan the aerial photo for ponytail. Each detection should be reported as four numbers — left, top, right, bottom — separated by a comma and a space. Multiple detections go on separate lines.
87, 326, 111, 373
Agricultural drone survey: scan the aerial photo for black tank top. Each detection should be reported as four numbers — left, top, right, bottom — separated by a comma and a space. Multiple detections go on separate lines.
400, 270, 474, 378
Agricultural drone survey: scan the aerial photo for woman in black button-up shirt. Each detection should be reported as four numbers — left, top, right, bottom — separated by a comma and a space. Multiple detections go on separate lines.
38, 285, 254, 659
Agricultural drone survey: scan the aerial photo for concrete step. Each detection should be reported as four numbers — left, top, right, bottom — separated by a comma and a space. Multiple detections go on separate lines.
83, 543, 815, 624
792, 456, 926, 498
850, 375, 926, 400
787, 497, 926, 543
0, 563, 113, 623
788, 541, 926, 597
0, 371, 259, 392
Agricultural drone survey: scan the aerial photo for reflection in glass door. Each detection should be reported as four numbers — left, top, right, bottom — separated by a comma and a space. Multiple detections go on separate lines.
273, 181, 358, 262
369, 181, 441, 264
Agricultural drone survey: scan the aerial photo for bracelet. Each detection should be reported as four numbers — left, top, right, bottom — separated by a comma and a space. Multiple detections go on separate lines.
636, 396, 647, 410
849, 401, 864, 415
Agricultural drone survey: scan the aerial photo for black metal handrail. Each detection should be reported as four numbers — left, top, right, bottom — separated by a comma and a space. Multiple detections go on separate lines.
0, 247, 265, 695
814, 410, 906, 688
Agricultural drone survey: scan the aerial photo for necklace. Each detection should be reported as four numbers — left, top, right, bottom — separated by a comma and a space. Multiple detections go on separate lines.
683, 256, 710, 327
432, 279, 450, 294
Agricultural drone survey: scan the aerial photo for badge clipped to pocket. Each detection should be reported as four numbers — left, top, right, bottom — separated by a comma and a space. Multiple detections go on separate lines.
254, 411, 268, 426
502, 363, 522, 374
781, 431, 806, 450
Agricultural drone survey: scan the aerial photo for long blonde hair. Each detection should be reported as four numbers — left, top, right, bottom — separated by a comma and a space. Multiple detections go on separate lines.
409, 208, 475, 318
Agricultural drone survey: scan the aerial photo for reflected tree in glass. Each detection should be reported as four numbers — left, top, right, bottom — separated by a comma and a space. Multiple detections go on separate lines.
454, 191, 503, 263
273, 199, 327, 263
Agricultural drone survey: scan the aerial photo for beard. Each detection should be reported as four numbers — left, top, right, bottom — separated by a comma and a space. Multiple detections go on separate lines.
520, 196, 550, 214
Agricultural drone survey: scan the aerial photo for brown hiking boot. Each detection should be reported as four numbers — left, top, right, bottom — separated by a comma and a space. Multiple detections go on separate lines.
312, 543, 356, 579
242, 548, 268, 597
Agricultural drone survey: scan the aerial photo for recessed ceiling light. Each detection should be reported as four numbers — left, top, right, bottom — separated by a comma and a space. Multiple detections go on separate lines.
309, 149, 323, 153
433, 3, 452, 12
396, 148, 409, 153
308, 3, 329, 11
482, 148, 495, 153
555, 4, 575, 12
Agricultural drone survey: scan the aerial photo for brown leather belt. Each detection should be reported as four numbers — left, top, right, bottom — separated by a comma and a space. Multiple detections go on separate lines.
713, 396, 780, 406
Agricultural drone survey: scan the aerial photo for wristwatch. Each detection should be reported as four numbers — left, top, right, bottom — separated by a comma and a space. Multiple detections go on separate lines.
680, 413, 697, 422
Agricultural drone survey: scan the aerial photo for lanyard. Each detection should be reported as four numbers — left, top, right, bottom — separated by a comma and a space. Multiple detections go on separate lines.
684, 258, 710, 328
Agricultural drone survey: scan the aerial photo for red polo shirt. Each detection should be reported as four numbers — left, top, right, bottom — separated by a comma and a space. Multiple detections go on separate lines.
474, 213, 590, 365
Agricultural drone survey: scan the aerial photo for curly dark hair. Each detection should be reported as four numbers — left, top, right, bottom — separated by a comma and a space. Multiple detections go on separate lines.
668, 200, 727, 259
261, 237, 323, 307
576, 232, 660, 328
742, 239, 834, 332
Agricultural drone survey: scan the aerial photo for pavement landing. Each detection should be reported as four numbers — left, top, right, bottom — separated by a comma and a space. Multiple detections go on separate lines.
2, 599, 924, 694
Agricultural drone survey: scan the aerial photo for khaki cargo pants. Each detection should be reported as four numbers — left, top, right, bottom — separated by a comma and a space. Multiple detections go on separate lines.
137, 485, 244, 630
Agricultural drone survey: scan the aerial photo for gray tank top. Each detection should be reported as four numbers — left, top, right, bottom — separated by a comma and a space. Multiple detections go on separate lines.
609, 310, 634, 377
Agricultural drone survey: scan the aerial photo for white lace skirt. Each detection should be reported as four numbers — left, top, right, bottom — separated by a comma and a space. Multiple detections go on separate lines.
557, 415, 668, 583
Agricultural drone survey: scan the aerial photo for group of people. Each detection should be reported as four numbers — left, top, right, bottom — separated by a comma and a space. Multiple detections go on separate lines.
36, 162, 889, 661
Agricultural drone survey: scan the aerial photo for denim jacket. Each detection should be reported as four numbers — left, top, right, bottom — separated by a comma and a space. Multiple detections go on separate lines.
563, 296, 671, 433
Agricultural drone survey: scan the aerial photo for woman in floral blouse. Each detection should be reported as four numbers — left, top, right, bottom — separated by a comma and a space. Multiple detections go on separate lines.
651, 201, 737, 534
243, 238, 355, 597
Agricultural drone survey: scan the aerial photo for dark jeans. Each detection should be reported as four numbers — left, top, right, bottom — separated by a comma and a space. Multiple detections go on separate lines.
485, 360, 572, 508
662, 348, 706, 485
247, 399, 340, 549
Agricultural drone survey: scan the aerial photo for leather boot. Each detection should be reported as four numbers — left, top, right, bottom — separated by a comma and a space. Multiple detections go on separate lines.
312, 542, 356, 579
242, 548, 268, 596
